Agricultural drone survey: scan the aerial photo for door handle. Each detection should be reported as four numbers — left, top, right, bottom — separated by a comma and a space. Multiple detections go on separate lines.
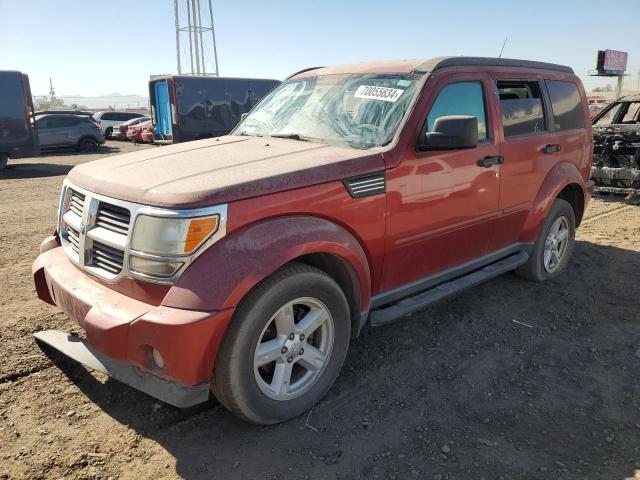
542, 144, 561, 153
477, 155, 504, 168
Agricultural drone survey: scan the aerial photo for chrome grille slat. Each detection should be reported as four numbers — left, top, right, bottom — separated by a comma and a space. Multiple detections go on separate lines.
92, 242, 124, 274
67, 226, 80, 254
96, 203, 131, 236
69, 191, 85, 217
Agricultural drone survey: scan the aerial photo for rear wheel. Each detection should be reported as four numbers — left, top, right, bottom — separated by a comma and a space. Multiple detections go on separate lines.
78, 137, 99, 152
212, 263, 350, 424
0, 152, 7, 170
516, 198, 575, 281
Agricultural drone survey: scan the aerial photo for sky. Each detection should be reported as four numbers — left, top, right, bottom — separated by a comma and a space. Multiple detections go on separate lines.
1, 0, 639, 97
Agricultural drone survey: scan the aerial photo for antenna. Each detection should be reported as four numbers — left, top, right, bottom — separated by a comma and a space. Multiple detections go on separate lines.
174, 0, 220, 76
498, 37, 508, 58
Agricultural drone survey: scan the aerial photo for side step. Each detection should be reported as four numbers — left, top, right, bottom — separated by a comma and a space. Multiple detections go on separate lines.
369, 251, 529, 326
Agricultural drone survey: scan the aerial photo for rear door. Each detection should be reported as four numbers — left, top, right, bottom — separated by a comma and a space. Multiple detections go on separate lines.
0, 72, 29, 149
489, 75, 557, 249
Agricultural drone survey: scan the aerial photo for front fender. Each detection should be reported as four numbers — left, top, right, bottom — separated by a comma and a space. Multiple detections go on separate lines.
519, 161, 587, 243
162, 215, 372, 313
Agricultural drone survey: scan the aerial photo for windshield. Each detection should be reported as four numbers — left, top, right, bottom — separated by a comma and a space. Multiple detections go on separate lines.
234, 73, 423, 149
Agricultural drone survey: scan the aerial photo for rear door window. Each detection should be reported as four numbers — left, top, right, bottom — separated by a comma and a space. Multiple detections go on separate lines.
101, 112, 116, 121
497, 80, 546, 137
545, 80, 584, 131
426, 81, 488, 140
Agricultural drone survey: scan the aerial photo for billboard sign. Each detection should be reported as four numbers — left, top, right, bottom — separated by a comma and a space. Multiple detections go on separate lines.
596, 49, 628, 73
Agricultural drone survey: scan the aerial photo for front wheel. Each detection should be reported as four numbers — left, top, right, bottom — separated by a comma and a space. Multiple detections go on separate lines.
516, 198, 576, 281
212, 263, 350, 424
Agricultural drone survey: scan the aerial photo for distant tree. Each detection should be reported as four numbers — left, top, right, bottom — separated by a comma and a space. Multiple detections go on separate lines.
34, 98, 86, 111
35, 97, 65, 110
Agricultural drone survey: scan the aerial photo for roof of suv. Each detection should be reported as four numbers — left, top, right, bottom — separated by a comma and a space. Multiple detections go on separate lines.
289, 56, 574, 79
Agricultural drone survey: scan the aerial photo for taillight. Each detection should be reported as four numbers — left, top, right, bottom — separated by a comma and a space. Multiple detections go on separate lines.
95, 121, 101, 127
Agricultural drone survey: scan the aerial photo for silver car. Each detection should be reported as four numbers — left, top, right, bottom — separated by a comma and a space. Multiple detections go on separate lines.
35, 114, 105, 152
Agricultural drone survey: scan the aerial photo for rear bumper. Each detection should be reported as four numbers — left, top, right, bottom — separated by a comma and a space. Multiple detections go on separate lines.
32, 240, 234, 406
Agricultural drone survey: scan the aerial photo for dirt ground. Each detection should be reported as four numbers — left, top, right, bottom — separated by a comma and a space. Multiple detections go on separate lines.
1, 142, 639, 480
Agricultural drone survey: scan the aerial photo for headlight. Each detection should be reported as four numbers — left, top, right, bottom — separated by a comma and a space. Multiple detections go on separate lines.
131, 214, 219, 256
128, 208, 225, 280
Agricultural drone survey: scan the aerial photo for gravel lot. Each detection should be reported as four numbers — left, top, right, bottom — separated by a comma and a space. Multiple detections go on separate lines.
1, 142, 639, 480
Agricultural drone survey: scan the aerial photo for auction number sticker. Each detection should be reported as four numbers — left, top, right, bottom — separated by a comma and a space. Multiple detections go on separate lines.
354, 85, 404, 103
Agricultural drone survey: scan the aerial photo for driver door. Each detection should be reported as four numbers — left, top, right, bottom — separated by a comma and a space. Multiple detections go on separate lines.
380, 72, 502, 292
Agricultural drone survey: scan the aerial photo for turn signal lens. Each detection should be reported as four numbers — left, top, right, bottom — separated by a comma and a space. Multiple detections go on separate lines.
184, 216, 219, 253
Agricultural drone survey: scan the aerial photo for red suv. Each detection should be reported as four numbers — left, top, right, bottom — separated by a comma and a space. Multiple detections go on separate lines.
33, 57, 594, 424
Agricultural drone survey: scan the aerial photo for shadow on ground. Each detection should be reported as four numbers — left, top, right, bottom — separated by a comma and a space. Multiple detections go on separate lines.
39, 240, 640, 480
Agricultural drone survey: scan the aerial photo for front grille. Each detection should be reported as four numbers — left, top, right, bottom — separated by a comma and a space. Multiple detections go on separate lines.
69, 190, 85, 217
91, 242, 124, 275
96, 202, 131, 236
67, 225, 80, 254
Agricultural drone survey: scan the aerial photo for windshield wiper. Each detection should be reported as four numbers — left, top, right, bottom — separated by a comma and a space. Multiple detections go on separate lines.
269, 133, 315, 142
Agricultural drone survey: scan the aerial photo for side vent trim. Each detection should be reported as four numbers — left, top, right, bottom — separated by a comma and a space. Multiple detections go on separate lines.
343, 172, 386, 198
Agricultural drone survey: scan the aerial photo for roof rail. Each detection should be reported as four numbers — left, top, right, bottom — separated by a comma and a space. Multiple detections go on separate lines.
286, 66, 325, 80
413, 56, 574, 74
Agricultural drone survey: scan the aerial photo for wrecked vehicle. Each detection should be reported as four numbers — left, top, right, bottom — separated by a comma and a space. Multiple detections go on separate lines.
32, 57, 593, 425
591, 95, 640, 194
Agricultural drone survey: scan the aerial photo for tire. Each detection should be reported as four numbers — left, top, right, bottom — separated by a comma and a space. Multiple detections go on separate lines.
212, 263, 350, 425
105, 127, 112, 139
516, 198, 575, 281
0, 152, 7, 170
78, 137, 99, 152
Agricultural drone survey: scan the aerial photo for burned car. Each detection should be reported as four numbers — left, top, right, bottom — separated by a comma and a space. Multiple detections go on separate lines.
591, 95, 640, 194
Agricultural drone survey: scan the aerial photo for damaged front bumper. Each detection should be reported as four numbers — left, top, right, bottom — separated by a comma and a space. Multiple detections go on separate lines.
34, 330, 209, 407
32, 238, 234, 408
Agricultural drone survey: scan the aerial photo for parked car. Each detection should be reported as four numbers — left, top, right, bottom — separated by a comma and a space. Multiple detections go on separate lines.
0, 70, 39, 170
148, 75, 280, 144
126, 120, 152, 143
35, 109, 94, 118
140, 123, 155, 143
92, 111, 146, 139
112, 116, 150, 140
591, 95, 640, 194
35, 113, 105, 151
33, 57, 594, 425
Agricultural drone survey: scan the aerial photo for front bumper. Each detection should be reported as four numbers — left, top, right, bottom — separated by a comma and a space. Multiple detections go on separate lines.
32, 240, 234, 407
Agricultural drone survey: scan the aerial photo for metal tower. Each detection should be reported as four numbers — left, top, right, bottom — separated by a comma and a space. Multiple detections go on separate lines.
174, 0, 220, 76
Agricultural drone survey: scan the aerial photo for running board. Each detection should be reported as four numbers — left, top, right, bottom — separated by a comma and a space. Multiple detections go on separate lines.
369, 251, 529, 326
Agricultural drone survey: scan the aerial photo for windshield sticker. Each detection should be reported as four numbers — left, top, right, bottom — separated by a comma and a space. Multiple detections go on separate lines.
354, 85, 404, 103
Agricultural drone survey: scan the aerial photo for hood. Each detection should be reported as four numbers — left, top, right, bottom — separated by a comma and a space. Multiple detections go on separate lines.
68, 135, 384, 208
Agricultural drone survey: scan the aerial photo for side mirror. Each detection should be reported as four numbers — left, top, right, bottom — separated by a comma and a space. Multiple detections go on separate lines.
240, 113, 249, 122
418, 115, 478, 151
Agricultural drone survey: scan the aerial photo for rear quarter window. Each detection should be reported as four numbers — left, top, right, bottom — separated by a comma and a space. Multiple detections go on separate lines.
545, 80, 584, 131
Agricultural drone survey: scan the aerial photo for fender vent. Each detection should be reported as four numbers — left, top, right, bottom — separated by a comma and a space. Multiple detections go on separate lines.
343, 172, 386, 198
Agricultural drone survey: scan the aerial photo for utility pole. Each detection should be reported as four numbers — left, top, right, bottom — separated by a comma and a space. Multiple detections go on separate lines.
49, 78, 55, 100
174, 0, 220, 76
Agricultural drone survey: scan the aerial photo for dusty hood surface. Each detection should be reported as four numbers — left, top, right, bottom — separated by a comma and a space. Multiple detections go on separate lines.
69, 136, 384, 208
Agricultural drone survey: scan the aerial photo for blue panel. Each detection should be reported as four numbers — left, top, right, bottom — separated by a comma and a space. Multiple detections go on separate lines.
154, 81, 172, 136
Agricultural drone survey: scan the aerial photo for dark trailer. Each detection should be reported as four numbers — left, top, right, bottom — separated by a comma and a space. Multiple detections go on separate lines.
0, 71, 39, 169
149, 75, 280, 144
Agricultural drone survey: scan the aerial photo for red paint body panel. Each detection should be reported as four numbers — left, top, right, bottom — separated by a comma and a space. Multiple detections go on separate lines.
163, 213, 375, 312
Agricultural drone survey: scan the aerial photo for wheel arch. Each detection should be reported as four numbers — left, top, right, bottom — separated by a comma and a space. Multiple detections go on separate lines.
519, 161, 588, 243
162, 215, 372, 336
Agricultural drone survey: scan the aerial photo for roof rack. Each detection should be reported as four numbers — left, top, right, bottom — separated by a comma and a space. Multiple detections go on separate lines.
413, 57, 573, 74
